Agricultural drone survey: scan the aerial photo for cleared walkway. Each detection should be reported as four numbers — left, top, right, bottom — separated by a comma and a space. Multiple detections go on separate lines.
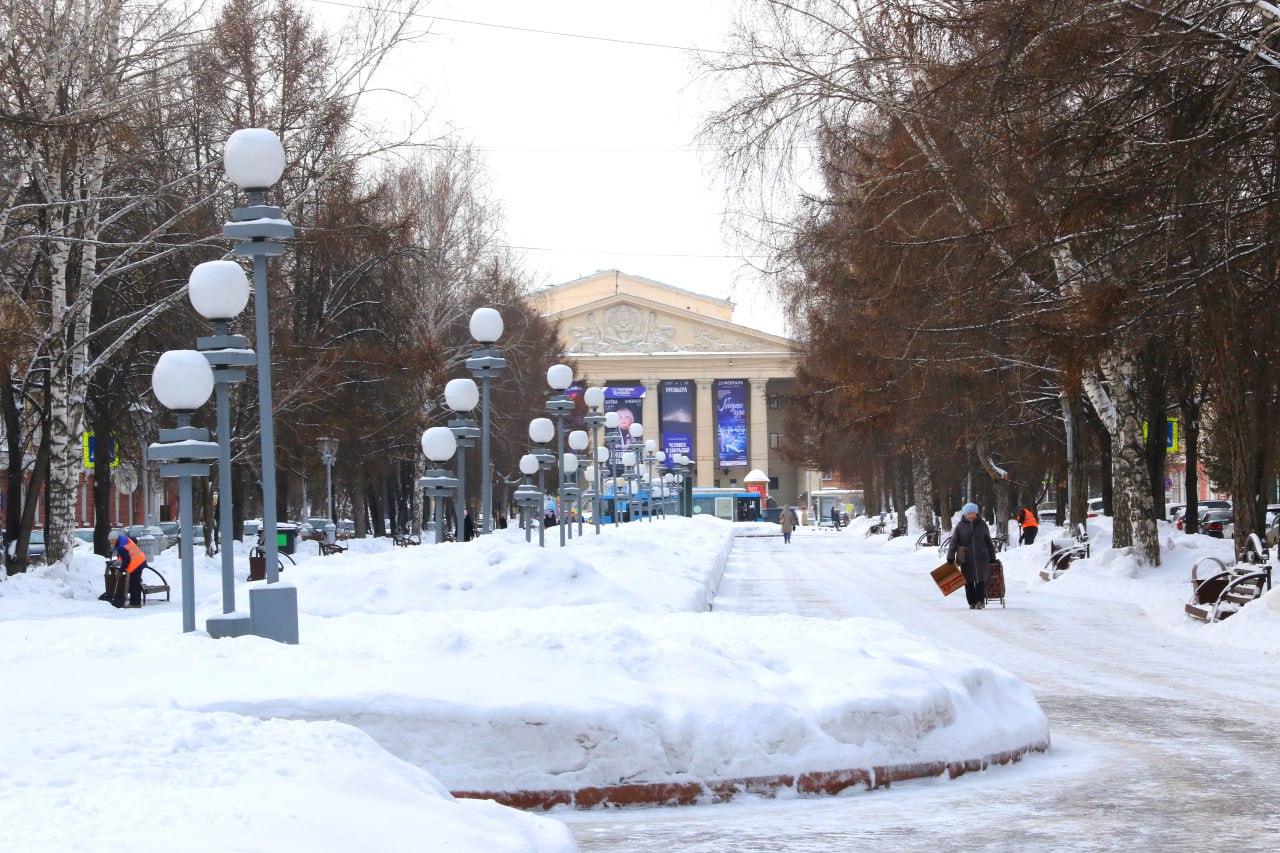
564, 531, 1280, 851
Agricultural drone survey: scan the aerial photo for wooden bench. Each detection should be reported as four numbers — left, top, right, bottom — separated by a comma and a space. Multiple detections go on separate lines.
1040, 524, 1090, 581
319, 540, 347, 556
393, 534, 420, 548
141, 566, 171, 604
1185, 535, 1273, 623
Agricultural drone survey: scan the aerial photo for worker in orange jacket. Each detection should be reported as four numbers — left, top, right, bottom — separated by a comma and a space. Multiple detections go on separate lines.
108, 530, 147, 607
1016, 505, 1039, 546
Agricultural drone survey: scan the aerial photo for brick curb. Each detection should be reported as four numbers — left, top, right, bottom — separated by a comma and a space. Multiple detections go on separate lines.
453, 740, 1050, 810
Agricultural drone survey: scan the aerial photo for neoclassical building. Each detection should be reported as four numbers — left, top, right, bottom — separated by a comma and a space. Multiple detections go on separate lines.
530, 270, 818, 505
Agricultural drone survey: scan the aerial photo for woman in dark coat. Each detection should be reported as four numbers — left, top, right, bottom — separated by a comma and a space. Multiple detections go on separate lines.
947, 502, 995, 609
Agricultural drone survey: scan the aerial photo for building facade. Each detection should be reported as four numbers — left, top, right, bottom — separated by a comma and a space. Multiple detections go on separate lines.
531, 270, 817, 507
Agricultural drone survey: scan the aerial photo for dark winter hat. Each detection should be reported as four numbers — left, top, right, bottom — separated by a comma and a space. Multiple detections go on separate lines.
962, 502, 979, 515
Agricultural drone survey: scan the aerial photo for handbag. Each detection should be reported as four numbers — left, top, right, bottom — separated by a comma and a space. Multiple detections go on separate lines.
955, 545, 967, 564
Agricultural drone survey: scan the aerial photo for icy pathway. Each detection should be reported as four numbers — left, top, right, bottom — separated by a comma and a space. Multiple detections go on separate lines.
563, 532, 1280, 851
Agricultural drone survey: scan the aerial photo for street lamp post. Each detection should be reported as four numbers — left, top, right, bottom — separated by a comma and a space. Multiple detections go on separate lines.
419, 427, 458, 544
221, 127, 298, 645
529, 418, 556, 548
545, 365, 574, 547
515, 454, 542, 543
148, 351, 219, 634
562, 451, 580, 538
582, 387, 605, 533
594, 445, 610, 524
466, 308, 507, 535
318, 436, 338, 542
628, 423, 645, 520
445, 378, 481, 542
568, 430, 588, 536
622, 450, 638, 522
643, 439, 659, 522
189, 260, 257, 639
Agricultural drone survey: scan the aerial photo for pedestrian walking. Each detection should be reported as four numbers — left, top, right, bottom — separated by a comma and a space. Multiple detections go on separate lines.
1016, 505, 1039, 546
946, 502, 995, 610
780, 506, 796, 543
830, 505, 842, 530
108, 530, 148, 608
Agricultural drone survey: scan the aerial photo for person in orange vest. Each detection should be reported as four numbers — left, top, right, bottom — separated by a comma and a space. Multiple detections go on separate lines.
1016, 505, 1039, 546
108, 530, 147, 608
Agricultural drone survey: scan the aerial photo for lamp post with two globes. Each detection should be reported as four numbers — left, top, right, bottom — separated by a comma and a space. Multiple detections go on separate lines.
466, 308, 507, 534
221, 127, 297, 644
528, 418, 556, 547
189, 260, 257, 638
444, 378, 480, 541
419, 427, 458, 544
148, 351, 220, 634
568, 430, 588, 535
544, 365, 574, 546
582, 387, 606, 533
515, 454, 543, 543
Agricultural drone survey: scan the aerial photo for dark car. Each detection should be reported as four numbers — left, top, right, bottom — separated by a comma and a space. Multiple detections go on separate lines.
5, 530, 46, 563
1200, 509, 1234, 539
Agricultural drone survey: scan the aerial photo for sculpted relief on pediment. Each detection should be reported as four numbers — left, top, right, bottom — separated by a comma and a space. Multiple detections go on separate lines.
566, 302, 762, 354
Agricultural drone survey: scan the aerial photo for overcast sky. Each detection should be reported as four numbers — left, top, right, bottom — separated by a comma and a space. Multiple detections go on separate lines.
313, 0, 792, 336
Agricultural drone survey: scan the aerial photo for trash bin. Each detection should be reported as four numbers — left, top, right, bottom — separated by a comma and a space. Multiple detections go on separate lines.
275, 523, 299, 555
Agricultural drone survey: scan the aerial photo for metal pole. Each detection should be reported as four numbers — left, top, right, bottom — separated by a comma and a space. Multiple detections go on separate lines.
537, 468, 546, 548
179, 471, 195, 633
481, 375, 492, 534
325, 461, 334, 522
556, 415, 567, 547
215, 376, 235, 614
455, 443, 467, 542
251, 232, 280, 585
591, 421, 601, 534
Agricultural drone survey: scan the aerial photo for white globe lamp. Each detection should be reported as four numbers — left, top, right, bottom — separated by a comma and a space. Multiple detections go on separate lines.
469, 307, 504, 343
420, 427, 457, 463
152, 350, 215, 412
223, 129, 286, 190
188, 261, 250, 321
444, 378, 480, 412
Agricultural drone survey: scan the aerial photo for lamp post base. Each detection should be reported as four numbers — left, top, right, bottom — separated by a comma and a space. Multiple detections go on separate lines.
206, 612, 253, 639
250, 584, 300, 644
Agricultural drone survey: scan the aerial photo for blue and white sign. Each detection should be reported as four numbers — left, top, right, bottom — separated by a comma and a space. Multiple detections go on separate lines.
714, 379, 748, 466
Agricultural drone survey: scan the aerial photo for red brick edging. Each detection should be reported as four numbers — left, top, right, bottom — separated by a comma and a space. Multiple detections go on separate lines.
453, 740, 1050, 810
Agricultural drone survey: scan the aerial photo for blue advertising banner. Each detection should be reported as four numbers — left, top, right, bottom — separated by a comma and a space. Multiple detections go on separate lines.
714, 379, 748, 466
660, 380, 693, 461
604, 385, 646, 462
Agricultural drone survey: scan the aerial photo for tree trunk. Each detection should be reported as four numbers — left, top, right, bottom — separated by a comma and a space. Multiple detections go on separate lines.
911, 447, 935, 531
1087, 351, 1160, 564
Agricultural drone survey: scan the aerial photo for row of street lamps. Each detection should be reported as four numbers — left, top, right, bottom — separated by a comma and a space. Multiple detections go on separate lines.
416, 357, 696, 549
147, 130, 697, 642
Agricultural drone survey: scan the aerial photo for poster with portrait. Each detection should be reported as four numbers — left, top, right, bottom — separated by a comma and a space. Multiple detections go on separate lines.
604, 385, 645, 465
714, 379, 748, 467
660, 380, 694, 461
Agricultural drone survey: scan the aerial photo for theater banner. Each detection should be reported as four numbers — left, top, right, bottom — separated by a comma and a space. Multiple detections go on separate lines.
604, 385, 645, 464
660, 380, 694, 461
714, 379, 748, 466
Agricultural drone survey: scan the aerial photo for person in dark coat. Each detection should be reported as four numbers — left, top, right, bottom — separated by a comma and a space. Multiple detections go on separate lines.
947, 502, 995, 609
463, 508, 476, 541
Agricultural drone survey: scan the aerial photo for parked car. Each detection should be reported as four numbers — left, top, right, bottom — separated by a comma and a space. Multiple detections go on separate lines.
1199, 509, 1234, 539
5, 530, 46, 563
1176, 501, 1231, 531
1038, 508, 1057, 525
73, 527, 96, 545
337, 520, 355, 539
1087, 498, 1107, 518
158, 521, 180, 549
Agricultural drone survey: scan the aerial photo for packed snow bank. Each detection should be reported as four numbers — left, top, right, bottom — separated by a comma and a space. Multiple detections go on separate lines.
1, 514, 1049, 847
0, 708, 576, 853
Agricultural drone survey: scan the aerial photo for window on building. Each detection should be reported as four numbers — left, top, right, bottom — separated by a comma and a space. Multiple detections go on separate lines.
769, 433, 780, 449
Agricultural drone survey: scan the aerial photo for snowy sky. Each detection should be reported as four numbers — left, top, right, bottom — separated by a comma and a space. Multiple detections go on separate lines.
309, 0, 792, 335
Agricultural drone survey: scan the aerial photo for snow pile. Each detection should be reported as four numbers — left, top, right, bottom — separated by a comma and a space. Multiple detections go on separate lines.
1, 515, 1051, 850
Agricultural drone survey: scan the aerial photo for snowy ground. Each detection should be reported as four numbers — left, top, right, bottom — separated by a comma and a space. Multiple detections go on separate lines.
1, 515, 1052, 852
564, 515, 1280, 851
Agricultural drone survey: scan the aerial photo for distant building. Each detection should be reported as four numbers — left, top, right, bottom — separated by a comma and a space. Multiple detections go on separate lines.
530, 270, 820, 506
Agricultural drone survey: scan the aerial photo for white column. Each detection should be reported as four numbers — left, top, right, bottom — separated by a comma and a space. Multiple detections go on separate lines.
695, 379, 715, 487
749, 379, 770, 477
641, 379, 659, 441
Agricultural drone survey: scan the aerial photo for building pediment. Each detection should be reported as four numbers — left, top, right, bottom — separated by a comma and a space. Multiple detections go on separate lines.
554, 296, 796, 355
